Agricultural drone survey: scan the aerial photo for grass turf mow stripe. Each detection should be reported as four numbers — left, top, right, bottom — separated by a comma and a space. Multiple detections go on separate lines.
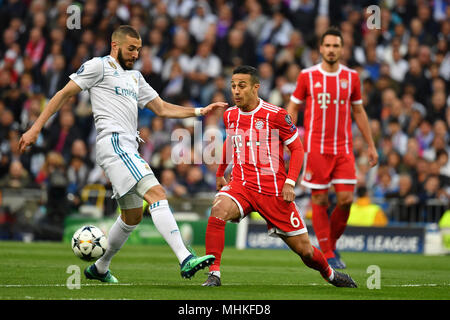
0, 241, 449, 300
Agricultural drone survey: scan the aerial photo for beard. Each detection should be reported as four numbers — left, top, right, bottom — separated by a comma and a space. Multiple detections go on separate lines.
323, 54, 339, 65
117, 48, 135, 70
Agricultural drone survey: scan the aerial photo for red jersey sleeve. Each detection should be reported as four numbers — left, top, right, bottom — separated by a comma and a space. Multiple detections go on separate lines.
350, 71, 362, 105
290, 71, 307, 104
216, 137, 230, 177
275, 108, 299, 146
274, 109, 304, 183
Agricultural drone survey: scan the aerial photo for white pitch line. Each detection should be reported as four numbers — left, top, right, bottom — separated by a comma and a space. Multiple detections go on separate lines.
0, 283, 135, 288
1, 283, 449, 288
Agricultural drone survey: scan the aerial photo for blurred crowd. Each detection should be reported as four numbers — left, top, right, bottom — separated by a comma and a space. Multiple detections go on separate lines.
0, 0, 449, 226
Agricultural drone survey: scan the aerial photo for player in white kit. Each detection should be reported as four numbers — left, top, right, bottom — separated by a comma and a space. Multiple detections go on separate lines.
19, 25, 227, 283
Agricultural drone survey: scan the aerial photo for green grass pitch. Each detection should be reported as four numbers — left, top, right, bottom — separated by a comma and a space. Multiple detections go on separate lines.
0, 241, 449, 300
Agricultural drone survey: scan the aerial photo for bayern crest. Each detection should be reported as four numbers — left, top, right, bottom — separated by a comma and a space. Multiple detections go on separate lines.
304, 171, 313, 181
340, 79, 348, 89
255, 120, 264, 129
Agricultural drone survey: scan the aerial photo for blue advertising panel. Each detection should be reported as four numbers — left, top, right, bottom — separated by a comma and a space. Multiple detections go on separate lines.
245, 223, 425, 253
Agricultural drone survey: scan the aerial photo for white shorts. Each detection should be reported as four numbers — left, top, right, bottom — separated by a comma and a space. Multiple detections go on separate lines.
96, 132, 157, 199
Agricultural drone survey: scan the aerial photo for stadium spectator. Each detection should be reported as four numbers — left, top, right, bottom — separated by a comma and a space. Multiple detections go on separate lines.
385, 173, 420, 222
66, 154, 90, 210
161, 60, 191, 104
0, 160, 33, 189
257, 62, 274, 101
188, 1, 217, 44
403, 57, 432, 106
428, 90, 447, 120
243, 0, 269, 41
188, 41, 221, 99
437, 149, 450, 178
258, 10, 293, 50
216, 27, 257, 71
46, 109, 83, 162
388, 46, 409, 83
424, 135, 450, 162
183, 165, 209, 195
373, 169, 395, 211
199, 74, 232, 108
348, 186, 388, 227
418, 174, 445, 220
137, 52, 163, 94
35, 151, 65, 186
160, 29, 192, 81
363, 45, 381, 81
415, 118, 435, 152
387, 118, 408, 156
43, 54, 67, 99
24, 27, 46, 67
160, 168, 187, 198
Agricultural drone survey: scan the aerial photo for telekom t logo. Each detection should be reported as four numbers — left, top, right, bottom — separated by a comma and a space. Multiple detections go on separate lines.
318, 93, 331, 109
231, 135, 243, 153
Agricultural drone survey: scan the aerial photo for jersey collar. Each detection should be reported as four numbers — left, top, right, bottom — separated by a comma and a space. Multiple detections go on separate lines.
238, 98, 263, 116
318, 63, 342, 76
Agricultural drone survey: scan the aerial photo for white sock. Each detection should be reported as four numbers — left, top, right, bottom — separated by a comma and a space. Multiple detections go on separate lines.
149, 200, 191, 264
328, 268, 335, 281
210, 271, 221, 278
95, 215, 137, 274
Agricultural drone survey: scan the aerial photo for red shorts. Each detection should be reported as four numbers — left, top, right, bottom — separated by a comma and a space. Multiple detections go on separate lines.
301, 152, 356, 191
216, 180, 307, 237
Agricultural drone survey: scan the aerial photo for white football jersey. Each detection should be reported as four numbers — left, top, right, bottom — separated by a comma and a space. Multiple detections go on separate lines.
69, 55, 158, 141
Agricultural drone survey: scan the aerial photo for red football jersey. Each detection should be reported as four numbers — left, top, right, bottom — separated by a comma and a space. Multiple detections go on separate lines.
222, 99, 299, 196
290, 64, 362, 155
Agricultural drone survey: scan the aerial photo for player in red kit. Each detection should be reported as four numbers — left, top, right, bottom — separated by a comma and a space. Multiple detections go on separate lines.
202, 65, 357, 288
287, 28, 378, 268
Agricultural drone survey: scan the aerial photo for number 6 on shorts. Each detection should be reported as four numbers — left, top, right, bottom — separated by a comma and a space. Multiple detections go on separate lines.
290, 211, 301, 228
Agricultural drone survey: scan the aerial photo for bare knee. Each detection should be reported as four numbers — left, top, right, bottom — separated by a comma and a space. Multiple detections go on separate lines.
297, 242, 314, 259
144, 185, 167, 204
210, 197, 240, 222
312, 192, 329, 206
121, 209, 143, 225
284, 234, 314, 258
336, 192, 354, 211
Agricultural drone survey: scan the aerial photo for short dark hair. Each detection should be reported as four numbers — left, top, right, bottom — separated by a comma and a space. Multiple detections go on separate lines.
112, 25, 141, 42
320, 27, 344, 46
232, 65, 260, 84
356, 186, 368, 198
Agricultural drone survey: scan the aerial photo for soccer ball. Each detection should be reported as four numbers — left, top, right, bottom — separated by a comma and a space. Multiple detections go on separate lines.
71, 225, 107, 261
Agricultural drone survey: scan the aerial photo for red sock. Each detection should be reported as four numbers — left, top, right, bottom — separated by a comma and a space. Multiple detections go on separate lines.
205, 216, 226, 272
329, 206, 350, 251
311, 203, 334, 259
301, 246, 332, 280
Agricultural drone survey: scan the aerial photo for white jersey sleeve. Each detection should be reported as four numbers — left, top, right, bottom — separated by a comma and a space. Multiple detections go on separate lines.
69, 57, 104, 90
137, 72, 159, 109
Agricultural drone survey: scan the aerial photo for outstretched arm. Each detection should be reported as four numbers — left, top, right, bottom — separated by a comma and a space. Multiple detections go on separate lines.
19, 80, 82, 153
145, 96, 227, 118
